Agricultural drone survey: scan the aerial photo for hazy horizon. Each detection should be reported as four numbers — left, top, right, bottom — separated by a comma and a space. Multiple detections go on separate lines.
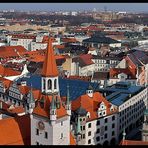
0, 3, 148, 12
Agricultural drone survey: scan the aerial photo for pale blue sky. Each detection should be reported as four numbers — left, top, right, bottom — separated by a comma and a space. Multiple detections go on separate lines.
0, 3, 148, 12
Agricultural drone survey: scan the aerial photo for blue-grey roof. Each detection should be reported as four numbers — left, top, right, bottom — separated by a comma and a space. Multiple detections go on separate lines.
17, 74, 99, 101
102, 81, 144, 106
82, 36, 120, 44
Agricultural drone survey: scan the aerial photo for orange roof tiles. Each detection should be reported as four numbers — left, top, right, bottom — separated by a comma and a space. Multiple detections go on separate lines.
7, 106, 25, 114
41, 38, 59, 77
0, 115, 30, 145
0, 64, 21, 77
33, 93, 67, 119
0, 46, 27, 58
18, 85, 30, 95
72, 92, 117, 121
10, 34, 36, 40
62, 38, 78, 43
70, 132, 76, 145
120, 140, 148, 145
110, 68, 136, 79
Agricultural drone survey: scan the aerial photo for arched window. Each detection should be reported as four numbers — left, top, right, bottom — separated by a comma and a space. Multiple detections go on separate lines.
54, 79, 57, 89
43, 79, 46, 90
48, 79, 52, 90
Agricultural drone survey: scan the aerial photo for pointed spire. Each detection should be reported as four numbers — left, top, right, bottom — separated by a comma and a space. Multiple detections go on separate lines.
51, 94, 56, 110
88, 83, 93, 90
29, 84, 35, 104
76, 117, 81, 135
66, 84, 70, 106
42, 37, 58, 77
122, 128, 126, 141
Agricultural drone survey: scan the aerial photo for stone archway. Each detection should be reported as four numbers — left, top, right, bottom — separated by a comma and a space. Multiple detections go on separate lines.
110, 138, 116, 145
103, 140, 109, 146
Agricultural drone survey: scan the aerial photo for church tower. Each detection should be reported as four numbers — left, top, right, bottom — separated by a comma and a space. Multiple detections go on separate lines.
65, 84, 71, 117
41, 37, 59, 95
31, 38, 70, 145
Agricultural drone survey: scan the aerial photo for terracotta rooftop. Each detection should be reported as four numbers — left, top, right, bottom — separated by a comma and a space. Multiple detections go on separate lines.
0, 115, 30, 145
72, 92, 117, 121
120, 140, 148, 145
41, 38, 59, 77
33, 94, 67, 119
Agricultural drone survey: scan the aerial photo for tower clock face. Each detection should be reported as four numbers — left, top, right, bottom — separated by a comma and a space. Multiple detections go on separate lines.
38, 121, 45, 130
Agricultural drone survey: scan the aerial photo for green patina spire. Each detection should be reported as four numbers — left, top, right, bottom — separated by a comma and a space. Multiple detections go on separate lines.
76, 117, 81, 135
51, 94, 56, 110
29, 84, 35, 103
66, 84, 70, 106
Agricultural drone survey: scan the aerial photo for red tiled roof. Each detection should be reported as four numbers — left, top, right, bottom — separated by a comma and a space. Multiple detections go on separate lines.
0, 115, 30, 145
72, 92, 117, 121
0, 64, 21, 77
110, 68, 136, 79
0, 46, 27, 58
41, 38, 59, 77
9, 34, 36, 40
18, 85, 30, 95
62, 38, 78, 43
120, 140, 148, 145
73, 54, 94, 67
70, 132, 76, 145
7, 106, 25, 114
33, 94, 67, 119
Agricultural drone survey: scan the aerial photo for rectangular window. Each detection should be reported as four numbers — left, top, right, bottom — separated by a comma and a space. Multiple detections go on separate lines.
97, 120, 100, 126
104, 133, 107, 139
112, 131, 115, 136
36, 128, 39, 135
83, 134, 85, 139
112, 123, 115, 128
61, 121, 63, 126
105, 118, 108, 123
36, 141, 39, 145
96, 136, 100, 141
105, 126, 107, 131
83, 126, 85, 130
88, 131, 91, 136
96, 129, 100, 134
61, 133, 63, 139
112, 116, 115, 121
88, 139, 91, 144
88, 123, 91, 128
45, 132, 48, 139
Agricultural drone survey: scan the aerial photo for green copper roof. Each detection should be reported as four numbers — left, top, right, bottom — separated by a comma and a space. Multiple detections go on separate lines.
144, 109, 148, 115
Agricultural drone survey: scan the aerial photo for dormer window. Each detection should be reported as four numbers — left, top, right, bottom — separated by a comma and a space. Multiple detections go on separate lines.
87, 112, 90, 118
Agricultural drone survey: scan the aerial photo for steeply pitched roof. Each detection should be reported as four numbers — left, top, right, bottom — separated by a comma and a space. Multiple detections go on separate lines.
109, 68, 136, 79
72, 92, 117, 121
0, 115, 30, 145
33, 94, 67, 119
73, 54, 94, 67
41, 38, 59, 77
127, 50, 148, 66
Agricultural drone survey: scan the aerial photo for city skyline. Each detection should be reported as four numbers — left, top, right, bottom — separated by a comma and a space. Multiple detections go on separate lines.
0, 3, 148, 12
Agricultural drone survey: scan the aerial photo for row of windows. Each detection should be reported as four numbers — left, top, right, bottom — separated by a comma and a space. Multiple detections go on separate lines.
119, 92, 146, 111
96, 116, 115, 126
36, 129, 64, 139
43, 79, 57, 90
